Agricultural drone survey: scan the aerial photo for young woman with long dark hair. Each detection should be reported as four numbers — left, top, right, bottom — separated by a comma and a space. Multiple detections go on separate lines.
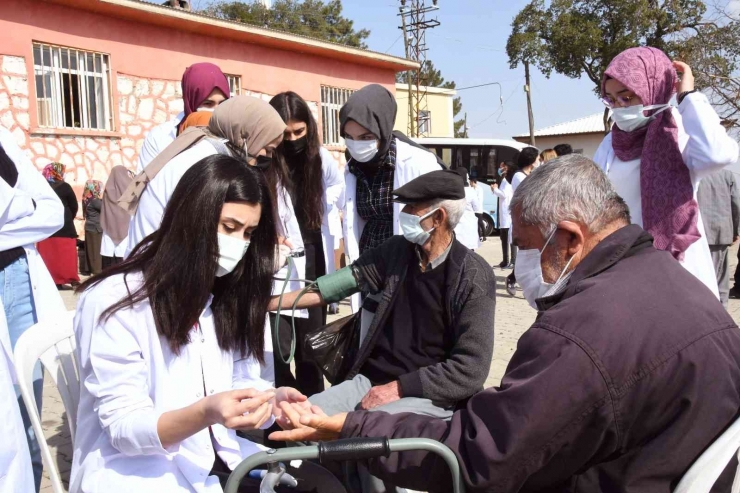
268, 91, 344, 396
70, 155, 340, 493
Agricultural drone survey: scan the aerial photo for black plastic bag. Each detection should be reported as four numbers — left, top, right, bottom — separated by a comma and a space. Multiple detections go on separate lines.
304, 313, 360, 385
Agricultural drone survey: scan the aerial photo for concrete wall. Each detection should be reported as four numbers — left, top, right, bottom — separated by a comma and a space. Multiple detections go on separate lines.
394, 86, 455, 138
514, 133, 605, 159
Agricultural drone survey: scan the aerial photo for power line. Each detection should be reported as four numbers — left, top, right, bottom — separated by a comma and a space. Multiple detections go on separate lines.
468, 79, 523, 129
384, 34, 403, 53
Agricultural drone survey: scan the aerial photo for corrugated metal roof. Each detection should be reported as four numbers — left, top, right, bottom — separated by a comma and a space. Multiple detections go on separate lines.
513, 112, 608, 138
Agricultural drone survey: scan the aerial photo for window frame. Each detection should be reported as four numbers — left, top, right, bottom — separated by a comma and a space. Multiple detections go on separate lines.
320, 85, 355, 146
225, 74, 241, 96
32, 42, 114, 132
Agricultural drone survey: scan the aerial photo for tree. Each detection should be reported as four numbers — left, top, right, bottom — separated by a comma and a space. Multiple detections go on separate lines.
506, 0, 740, 132
397, 60, 466, 137
204, 0, 370, 48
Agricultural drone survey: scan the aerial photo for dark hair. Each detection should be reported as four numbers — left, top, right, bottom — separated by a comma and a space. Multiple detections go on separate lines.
503, 161, 516, 184
269, 92, 324, 230
77, 155, 277, 361
517, 147, 540, 168
455, 167, 470, 186
554, 143, 573, 156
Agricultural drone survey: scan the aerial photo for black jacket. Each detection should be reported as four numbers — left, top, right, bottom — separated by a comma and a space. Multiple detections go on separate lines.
50, 181, 78, 238
349, 235, 496, 405
342, 225, 740, 492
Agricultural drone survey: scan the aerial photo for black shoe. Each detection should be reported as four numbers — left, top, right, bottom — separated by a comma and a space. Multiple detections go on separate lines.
506, 278, 517, 296
730, 286, 740, 299
497, 261, 508, 268
504, 263, 514, 270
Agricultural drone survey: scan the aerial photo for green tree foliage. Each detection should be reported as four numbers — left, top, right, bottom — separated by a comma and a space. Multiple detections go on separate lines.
205, 0, 370, 48
397, 60, 466, 137
506, 0, 740, 130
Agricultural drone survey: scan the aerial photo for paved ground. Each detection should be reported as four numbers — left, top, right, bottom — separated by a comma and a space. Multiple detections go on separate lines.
39, 238, 740, 491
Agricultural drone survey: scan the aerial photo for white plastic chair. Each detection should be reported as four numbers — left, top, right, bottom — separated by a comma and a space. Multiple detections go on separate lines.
674, 414, 740, 493
14, 310, 78, 493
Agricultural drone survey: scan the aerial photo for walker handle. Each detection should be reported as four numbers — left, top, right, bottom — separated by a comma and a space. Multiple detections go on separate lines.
318, 437, 391, 463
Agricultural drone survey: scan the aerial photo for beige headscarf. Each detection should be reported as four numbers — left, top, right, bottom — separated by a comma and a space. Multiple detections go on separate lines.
118, 96, 286, 215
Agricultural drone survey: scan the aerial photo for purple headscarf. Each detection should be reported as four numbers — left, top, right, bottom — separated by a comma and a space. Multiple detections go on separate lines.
603, 47, 700, 261
181, 63, 230, 117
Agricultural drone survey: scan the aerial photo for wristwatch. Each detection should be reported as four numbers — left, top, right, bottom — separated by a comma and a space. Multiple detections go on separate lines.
678, 89, 698, 105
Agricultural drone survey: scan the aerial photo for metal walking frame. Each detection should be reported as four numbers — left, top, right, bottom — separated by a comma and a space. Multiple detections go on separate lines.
225, 437, 466, 493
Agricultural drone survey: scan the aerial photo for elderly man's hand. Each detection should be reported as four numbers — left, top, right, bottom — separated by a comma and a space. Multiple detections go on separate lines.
269, 402, 347, 442
360, 381, 402, 410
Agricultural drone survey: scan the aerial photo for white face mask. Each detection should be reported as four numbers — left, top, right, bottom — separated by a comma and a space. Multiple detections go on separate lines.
514, 228, 574, 309
399, 208, 439, 246
611, 103, 671, 133
345, 138, 379, 163
196, 107, 215, 113
216, 232, 250, 277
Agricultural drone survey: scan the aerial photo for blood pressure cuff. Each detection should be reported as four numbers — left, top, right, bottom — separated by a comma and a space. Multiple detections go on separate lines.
316, 266, 360, 304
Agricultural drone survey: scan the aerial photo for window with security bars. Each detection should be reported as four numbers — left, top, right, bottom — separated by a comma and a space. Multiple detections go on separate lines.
418, 110, 431, 136
321, 85, 354, 146
32, 43, 113, 131
226, 74, 241, 96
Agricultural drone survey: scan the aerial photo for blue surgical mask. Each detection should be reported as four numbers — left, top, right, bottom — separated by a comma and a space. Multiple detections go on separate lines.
497, 169, 504, 177
399, 208, 440, 246
515, 228, 574, 309
611, 103, 671, 132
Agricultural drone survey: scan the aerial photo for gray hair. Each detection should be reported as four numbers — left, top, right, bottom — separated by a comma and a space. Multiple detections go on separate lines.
510, 154, 630, 236
427, 198, 466, 230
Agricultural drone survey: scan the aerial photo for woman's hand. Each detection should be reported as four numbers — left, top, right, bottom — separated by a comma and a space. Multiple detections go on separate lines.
673, 61, 695, 94
272, 387, 309, 428
203, 388, 275, 431
491, 183, 499, 191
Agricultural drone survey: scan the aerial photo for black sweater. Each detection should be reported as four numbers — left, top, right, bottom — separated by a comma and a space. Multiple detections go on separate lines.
50, 182, 78, 238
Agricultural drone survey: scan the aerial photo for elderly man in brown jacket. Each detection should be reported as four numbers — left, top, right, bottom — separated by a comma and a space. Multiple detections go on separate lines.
272, 154, 740, 493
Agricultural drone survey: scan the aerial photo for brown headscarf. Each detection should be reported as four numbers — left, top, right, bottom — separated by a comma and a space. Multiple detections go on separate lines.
118, 96, 286, 214
101, 166, 133, 246
178, 110, 213, 133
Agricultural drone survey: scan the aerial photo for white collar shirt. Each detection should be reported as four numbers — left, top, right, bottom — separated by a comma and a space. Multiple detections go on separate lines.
71, 272, 273, 493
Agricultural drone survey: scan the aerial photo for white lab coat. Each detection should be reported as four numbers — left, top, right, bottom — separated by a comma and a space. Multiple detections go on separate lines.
71, 273, 273, 493
0, 180, 34, 493
593, 92, 739, 299
136, 113, 184, 173
455, 186, 483, 250
319, 147, 345, 276
341, 139, 440, 312
126, 139, 221, 256
100, 232, 127, 258
492, 179, 513, 229
0, 128, 66, 322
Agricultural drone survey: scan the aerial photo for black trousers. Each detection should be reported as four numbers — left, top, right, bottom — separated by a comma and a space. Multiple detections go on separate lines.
271, 241, 327, 397
499, 228, 510, 264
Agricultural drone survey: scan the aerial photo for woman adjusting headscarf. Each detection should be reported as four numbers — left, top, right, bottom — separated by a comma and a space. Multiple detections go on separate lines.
593, 46, 739, 298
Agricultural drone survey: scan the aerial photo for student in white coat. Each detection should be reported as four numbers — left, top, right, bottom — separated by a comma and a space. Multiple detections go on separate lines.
594, 48, 739, 298
125, 96, 286, 255
100, 166, 133, 268
454, 168, 483, 250
136, 63, 230, 173
0, 128, 65, 492
269, 92, 344, 396
339, 85, 441, 313
71, 156, 343, 493
0, 181, 35, 493
491, 162, 515, 268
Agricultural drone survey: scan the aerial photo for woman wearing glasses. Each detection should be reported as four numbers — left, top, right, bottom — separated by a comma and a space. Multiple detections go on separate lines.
593, 47, 738, 297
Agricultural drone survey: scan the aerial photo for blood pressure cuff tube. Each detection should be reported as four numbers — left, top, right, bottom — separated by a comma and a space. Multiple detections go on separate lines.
316, 266, 359, 304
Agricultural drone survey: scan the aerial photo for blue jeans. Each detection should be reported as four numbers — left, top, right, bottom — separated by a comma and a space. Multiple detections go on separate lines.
1, 256, 43, 492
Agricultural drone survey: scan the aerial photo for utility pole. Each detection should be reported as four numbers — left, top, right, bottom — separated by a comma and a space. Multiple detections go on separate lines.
524, 60, 536, 147
463, 112, 468, 138
399, 4, 415, 137
398, 0, 440, 137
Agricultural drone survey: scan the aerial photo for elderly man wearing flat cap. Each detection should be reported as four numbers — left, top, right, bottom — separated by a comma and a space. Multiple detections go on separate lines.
270, 169, 496, 424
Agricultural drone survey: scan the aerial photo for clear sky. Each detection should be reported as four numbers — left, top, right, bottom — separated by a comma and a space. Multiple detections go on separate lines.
340, 0, 606, 139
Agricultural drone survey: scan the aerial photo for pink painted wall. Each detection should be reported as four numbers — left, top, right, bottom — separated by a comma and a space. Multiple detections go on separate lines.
0, 0, 395, 118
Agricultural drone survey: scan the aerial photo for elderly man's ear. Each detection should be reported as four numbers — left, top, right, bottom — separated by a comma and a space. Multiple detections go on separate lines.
433, 208, 448, 228
556, 221, 586, 257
